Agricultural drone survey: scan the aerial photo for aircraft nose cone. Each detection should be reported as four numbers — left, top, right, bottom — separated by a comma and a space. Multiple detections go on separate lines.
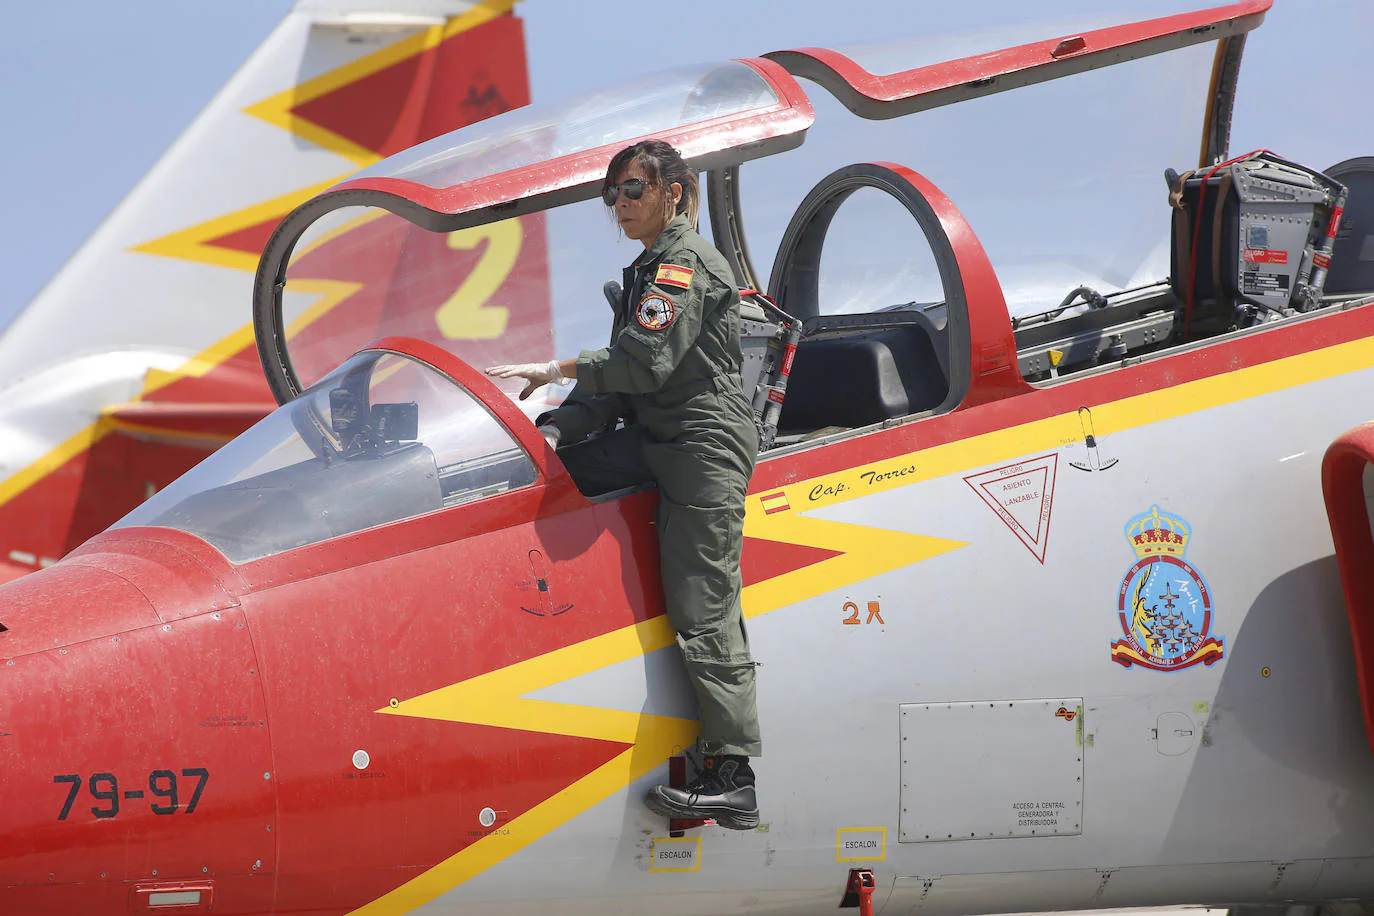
0, 562, 161, 656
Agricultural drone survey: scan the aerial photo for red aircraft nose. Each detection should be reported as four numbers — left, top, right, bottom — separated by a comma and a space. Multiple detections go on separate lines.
0, 532, 277, 914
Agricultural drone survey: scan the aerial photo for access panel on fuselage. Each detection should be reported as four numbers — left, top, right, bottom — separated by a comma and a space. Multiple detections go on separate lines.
898, 698, 1084, 842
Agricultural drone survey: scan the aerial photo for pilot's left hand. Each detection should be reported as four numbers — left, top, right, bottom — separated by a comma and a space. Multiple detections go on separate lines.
486, 360, 567, 400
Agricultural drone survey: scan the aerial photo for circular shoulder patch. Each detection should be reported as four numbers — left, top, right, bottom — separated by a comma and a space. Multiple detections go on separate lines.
636, 292, 677, 331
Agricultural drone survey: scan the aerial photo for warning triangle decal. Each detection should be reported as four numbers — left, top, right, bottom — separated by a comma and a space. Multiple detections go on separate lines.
963, 454, 1059, 564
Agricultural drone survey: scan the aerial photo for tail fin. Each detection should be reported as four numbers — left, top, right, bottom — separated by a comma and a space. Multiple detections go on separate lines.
0, 0, 533, 571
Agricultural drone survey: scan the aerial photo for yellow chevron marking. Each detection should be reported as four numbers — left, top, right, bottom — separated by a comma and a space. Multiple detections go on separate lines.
358, 615, 694, 915
0, 423, 106, 512
98, 418, 236, 450
131, 176, 347, 272
282, 278, 366, 339
133, 0, 515, 271
350, 328, 1374, 913
0, 6, 521, 542
0, 278, 361, 515
743, 514, 966, 617
141, 325, 261, 398
243, 0, 518, 167
356, 492, 962, 913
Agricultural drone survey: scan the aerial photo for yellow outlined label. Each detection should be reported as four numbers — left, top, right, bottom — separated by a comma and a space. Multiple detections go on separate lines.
650, 837, 702, 873
837, 826, 887, 862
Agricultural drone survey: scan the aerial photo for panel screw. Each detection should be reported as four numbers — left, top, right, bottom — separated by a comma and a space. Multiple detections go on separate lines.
263, 772, 271, 780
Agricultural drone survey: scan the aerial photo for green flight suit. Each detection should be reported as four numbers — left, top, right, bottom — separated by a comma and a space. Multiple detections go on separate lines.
539, 215, 761, 758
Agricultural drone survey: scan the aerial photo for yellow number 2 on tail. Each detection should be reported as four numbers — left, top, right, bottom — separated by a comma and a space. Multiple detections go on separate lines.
436, 218, 523, 339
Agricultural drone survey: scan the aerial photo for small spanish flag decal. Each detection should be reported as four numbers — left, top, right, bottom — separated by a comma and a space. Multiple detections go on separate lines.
760, 490, 791, 515
655, 263, 694, 289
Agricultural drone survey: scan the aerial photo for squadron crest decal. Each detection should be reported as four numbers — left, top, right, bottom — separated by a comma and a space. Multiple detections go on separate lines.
1110, 506, 1225, 671
636, 293, 677, 330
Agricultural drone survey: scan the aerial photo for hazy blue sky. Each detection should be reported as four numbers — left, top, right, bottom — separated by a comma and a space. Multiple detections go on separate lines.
0, 2, 292, 325
2, 0, 1370, 331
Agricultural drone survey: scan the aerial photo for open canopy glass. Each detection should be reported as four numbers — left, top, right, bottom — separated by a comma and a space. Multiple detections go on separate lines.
253, 1, 1271, 407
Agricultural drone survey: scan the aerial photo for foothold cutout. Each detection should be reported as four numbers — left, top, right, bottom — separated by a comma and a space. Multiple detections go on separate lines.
149, 891, 201, 906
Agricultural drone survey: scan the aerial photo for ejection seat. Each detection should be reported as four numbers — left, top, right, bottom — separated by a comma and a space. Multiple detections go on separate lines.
777, 307, 950, 436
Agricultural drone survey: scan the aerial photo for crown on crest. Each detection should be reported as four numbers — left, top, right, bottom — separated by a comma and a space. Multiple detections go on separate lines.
1126, 505, 1190, 558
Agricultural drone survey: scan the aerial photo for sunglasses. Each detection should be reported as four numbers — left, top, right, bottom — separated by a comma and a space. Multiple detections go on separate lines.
601, 178, 653, 206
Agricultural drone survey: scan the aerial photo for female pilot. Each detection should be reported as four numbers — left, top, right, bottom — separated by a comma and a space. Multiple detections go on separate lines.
486, 140, 760, 830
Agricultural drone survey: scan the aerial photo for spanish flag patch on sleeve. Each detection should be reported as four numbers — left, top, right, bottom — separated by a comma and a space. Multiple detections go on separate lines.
655, 263, 695, 289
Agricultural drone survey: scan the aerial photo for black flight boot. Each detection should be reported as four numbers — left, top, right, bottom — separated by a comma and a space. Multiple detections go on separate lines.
645, 755, 759, 830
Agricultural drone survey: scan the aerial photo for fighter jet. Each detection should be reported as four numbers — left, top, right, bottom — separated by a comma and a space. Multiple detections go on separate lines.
5, 2, 1374, 915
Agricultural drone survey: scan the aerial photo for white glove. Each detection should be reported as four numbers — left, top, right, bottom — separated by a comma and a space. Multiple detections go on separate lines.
537, 423, 561, 450
485, 360, 566, 400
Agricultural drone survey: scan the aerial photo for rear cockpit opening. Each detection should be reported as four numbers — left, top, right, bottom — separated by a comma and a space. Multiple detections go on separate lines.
1014, 151, 1374, 384
744, 151, 1374, 452
745, 162, 969, 450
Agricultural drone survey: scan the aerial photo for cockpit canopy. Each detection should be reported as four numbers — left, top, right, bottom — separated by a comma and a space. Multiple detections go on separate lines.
116, 349, 536, 563
253, 1, 1270, 408
113, 1, 1292, 565
349, 60, 790, 196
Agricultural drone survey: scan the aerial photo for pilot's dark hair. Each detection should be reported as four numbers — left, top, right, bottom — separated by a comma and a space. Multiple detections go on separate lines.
604, 139, 700, 227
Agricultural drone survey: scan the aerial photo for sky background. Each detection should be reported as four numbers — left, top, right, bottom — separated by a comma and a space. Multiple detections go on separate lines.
1, 0, 1370, 332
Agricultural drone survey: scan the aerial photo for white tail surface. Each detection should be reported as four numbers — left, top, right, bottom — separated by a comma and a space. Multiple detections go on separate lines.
0, 0, 537, 577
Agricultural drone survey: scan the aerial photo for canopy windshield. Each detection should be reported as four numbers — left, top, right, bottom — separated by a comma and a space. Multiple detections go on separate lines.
764, 0, 1269, 118
743, 37, 1222, 319
328, 57, 813, 219
254, 2, 1270, 407
254, 57, 812, 403
828, 13, 1131, 76
116, 350, 536, 563
351, 61, 782, 192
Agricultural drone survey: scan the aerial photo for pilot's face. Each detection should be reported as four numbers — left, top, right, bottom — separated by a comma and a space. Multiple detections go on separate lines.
613, 162, 681, 247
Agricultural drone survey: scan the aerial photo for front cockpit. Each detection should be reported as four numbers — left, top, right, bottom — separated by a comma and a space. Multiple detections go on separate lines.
115, 348, 537, 563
